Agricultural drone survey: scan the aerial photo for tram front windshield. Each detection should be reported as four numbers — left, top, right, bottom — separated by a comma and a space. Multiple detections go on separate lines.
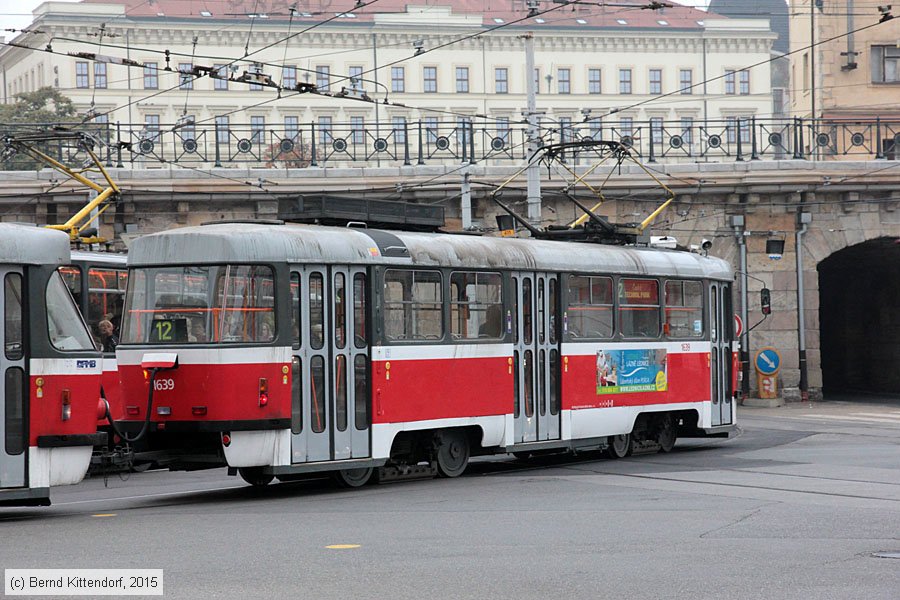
121, 265, 275, 344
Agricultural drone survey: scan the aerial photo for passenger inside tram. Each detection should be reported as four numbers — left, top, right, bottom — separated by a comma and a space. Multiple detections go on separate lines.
479, 304, 503, 338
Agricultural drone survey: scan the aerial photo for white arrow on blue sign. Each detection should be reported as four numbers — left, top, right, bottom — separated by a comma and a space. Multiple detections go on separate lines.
754, 347, 781, 375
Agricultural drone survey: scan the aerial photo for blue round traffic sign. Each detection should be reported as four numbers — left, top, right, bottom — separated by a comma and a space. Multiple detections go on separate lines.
754, 347, 781, 375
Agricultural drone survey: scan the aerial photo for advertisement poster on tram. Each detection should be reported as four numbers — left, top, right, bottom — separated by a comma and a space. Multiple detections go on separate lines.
596, 349, 668, 394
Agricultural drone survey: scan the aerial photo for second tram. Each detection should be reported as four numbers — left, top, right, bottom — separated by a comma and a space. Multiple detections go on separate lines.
115, 222, 736, 486
0, 224, 104, 506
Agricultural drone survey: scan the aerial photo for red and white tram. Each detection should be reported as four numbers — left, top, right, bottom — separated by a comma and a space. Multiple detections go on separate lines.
115, 222, 736, 486
0, 224, 104, 506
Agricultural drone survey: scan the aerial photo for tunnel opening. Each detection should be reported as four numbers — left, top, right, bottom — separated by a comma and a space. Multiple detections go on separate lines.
818, 236, 900, 398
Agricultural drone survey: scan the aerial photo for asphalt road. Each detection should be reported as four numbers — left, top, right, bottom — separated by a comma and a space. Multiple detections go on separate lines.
2, 399, 900, 600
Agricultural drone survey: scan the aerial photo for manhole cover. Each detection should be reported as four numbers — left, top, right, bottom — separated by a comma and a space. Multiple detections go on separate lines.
872, 551, 900, 559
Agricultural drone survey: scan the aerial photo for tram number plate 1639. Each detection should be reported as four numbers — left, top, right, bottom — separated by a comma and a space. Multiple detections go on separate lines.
153, 378, 175, 391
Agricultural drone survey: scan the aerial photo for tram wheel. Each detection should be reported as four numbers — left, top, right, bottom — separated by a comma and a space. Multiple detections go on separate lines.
512, 452, 532, 461
332, 467, 374, 488
436, 430, 470, 478
239, 467, 274, 487
657, 416, 677, 453
605, 434, 633, 459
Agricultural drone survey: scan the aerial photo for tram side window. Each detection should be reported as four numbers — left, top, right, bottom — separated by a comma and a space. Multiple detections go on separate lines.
88, 267, 127, 344
216, 265, 275, 343
4, 273, 23, 360
383, 270, 443, 341
290, 273, 301, 349
353, 273, 367, 348
450, 271, 502, 340
618, 278, 661, 338
664, 280, 703, 338
45, 271, 95, 351
5, 367, 25, 455
566, 275, 613, 339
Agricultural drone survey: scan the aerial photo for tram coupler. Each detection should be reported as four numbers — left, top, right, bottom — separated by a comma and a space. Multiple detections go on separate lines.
90, 445, 135, 474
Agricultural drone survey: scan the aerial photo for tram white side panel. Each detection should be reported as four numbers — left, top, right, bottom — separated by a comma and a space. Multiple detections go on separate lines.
570, 402, 708, 440
372, 415, 506, 459
28, 447, 92, 488
223, 430, 291, 467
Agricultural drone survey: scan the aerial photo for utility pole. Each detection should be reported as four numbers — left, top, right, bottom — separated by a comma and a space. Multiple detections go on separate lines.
523, 33, 541, 224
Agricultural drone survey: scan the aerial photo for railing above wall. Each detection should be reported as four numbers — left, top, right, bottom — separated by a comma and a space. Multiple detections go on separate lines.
3, 117, 900, 171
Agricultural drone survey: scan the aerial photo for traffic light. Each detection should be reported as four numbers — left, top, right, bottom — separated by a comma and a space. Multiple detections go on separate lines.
760, 288, 772, 315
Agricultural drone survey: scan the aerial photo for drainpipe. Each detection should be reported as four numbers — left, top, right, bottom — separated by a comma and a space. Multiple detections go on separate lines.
796, 212, 812, 401
730, 215, 750, 400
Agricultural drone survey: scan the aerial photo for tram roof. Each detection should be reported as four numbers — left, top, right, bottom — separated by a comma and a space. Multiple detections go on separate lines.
128, 223, 733, 280
1, 224, 70, 265
69, 250, 128, 267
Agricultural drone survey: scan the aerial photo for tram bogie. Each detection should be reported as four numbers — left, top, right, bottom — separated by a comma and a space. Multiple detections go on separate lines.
114, 222, 737, 489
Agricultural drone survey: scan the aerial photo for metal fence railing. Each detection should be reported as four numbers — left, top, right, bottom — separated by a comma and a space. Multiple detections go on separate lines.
3, 117, 900, 171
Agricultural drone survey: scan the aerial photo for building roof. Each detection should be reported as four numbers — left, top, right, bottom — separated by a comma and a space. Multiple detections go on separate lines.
707, 0, 787, 53
77, 0, 722, 31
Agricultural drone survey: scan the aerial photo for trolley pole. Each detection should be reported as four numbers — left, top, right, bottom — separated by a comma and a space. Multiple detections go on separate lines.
523, 33, 542, 225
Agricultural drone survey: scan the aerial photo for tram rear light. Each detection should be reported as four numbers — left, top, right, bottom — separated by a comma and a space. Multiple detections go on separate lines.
126, 405, 140, 416
61, 389, 71, 421
258, 378, 268, 407
192, 406, 208, 416
222, 433, 231, 447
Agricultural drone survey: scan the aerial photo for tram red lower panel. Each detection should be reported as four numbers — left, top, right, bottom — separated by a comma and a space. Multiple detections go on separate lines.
29, 374, 102, 446
116, 362, 291, 425
562, 351, 711, 410
372, 356, 512, 424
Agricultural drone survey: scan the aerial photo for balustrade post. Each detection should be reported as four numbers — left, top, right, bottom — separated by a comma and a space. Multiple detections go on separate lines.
214, 122, 222, 167
310, 122, 317, 167
417, 120, 425, 165
792, 118, 802, 159
798, 118, 806, 159
750, 117, 759, 160
116, 122, 124, 168
876, 117, 885, 159
403, 122, 410, 166
736, 119, 744, 162
469, 121, 476, 165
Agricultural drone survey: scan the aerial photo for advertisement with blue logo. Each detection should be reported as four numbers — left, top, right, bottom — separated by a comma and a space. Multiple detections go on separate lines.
596, 349, 668, 394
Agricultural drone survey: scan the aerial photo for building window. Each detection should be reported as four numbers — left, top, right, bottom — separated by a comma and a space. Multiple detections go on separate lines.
424, 116, 439, 142
588, 68, 601, 94
316, 66, 330, 91
496, 117, 510, 142
250, 116, 265, 145
249, 63, 264, 91
495, 68, 508, 94
679, 69, 692, 94
649, 68, 662, 95
282, 65, 297, 89
650, 117, 663, 145
872, 45, 900, 83
180, 115, 195, 141
143, 114, 160, 140
94, 63, 107, 89
178, 63, 193, 90
725, 69, 736, 95
317, 116, 333, 145
456, 67, 469, 93
213, 64, 229, 90
726, 117, 751, 144
680, 117, 693, 145
284, 116, 299, 141
588, 118, 602, 140
350, 116, 365, 144
423, 66, 437, 93
144, 63, 159, 90
803, 53, 810, 90
349, 66, 363, 91
619, 68, 632, 94
559, 117, 572, 143
392, 116, 407, 143
739, 70, 750, 95
391, 66, 405, 93
215, 115, 230, 143
76, 62, 89, 88
619, 117, 633, 137
557, 68, 571, 94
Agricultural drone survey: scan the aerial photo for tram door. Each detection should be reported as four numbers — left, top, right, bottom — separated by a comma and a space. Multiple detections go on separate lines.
709, 283, 734, 426
1, 268, 26, 489
290, 266, 371, 464
512, 272, 561, 444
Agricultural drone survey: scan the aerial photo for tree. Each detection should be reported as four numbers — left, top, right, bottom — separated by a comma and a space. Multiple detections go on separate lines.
0, 87, 82, 171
